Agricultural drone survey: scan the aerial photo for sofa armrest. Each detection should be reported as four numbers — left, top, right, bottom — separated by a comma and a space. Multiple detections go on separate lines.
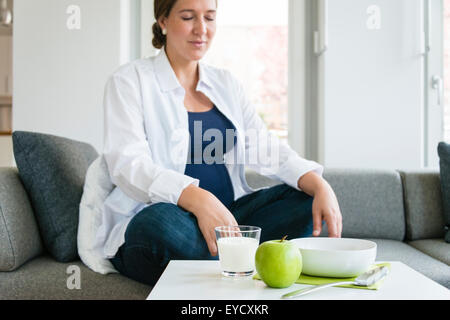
0, 167, 43, 271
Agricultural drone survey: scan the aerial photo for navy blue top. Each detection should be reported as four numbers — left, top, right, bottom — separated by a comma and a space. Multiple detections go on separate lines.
184, 105, 237, 209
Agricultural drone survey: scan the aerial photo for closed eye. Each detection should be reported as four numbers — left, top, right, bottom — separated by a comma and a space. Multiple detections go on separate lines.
181, 16, 215, 21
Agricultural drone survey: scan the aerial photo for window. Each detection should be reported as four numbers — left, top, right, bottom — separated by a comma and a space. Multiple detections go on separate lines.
203, 0, 289, 141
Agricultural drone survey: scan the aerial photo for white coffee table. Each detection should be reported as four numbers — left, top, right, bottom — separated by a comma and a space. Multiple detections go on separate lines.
147, 260, 450, 300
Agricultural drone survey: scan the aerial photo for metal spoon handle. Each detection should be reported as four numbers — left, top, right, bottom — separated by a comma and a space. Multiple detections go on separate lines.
282, 281, 356, 299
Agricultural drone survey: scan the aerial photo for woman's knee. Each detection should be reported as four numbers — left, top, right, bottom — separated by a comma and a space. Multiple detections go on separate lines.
125, 203, 186, 242
110, 244, 164, 286
124, 202, 211, 259
285, 184, 314, 200
281, 189, 315, 227
281, 186, 314, 212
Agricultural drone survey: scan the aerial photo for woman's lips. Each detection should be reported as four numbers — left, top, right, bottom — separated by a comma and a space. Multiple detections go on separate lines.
189, 41, 206, 48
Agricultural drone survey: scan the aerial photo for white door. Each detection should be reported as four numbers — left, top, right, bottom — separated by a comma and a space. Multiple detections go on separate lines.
319, 0, 425, 170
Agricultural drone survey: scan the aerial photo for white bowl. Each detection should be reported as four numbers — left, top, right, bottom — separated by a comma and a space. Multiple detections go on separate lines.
290, 238, 377, 278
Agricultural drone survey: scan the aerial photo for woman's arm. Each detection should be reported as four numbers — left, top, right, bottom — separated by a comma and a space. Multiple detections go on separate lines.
178, 184, 238, 256
228, 71, 341, 237
103, 72, 199, 205
298, 171, 343, 238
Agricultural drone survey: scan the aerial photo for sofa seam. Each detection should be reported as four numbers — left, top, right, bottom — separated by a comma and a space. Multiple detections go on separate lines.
0, 172, 17, 271
396, 170, 409, 242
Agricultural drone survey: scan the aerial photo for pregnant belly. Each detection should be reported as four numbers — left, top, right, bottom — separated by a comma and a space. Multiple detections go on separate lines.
184, 163, 234, 207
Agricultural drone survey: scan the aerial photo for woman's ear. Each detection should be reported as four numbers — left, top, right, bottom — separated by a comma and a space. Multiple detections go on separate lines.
158, 17, 167, 32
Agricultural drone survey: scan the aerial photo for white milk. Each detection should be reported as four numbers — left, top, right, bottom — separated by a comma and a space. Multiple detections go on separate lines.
217, 237, 259, 272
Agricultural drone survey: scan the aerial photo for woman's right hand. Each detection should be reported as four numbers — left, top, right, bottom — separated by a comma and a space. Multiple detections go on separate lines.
178, 184, 238, 256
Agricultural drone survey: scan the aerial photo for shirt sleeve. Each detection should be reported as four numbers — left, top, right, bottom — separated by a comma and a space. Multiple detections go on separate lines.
230, 72, 324, 191
102, 72, 199, 205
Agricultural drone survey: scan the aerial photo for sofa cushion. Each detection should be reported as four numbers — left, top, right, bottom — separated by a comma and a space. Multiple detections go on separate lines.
245, 168, 282, 190
408, 239, 450, 266
399, 170, 445, 241
438, 142, 450, 242
12, 131, 98, 262
322, 169, 405, 241
0, 168, 43, 271
0, 255, 151, 300
367, 238, 450, 289
246, 168, 406, 240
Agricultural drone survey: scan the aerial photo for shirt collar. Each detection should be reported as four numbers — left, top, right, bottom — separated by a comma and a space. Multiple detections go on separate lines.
154, 47, 213, 93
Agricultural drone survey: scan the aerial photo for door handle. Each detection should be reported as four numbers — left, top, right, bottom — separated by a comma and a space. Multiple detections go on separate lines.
431, 75, 443, 106
314, 0, 328, 56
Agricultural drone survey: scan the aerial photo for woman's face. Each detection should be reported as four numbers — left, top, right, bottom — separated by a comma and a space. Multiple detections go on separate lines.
159, 0, 217, 62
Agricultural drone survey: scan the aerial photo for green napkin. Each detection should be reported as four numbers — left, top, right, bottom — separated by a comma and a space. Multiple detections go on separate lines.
253, 262, 391, 290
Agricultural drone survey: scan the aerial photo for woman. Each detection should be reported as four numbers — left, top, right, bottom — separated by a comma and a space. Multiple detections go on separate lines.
99, 0, 343, 286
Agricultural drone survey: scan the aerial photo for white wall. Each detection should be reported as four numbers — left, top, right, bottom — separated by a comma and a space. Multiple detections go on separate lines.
13, 0, 135, 153
140, 0, 158, 58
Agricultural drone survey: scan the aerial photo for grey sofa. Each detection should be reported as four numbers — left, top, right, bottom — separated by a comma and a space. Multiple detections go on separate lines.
0, 139, 449, 300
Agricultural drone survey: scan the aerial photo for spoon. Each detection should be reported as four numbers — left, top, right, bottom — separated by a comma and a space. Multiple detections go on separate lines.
281, 266, 389, 299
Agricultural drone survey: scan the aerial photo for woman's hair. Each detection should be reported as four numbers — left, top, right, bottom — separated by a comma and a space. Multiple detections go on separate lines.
152, 0, 218, 49
152, 0, 178, 49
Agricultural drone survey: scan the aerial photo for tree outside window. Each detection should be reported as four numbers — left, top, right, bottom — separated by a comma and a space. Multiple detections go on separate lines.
204, 0, 289, 142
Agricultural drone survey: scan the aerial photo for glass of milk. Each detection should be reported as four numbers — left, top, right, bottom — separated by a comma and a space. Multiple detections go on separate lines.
215, 226, 261, 277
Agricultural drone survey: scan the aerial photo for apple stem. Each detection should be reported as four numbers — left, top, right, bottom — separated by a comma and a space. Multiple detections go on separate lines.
281, 235, 288, 242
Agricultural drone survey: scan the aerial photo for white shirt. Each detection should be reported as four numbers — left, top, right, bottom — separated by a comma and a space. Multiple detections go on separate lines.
96, 48, 324, 259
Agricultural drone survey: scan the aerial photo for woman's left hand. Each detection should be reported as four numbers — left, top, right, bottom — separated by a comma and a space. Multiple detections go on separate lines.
311, 185, 343, 238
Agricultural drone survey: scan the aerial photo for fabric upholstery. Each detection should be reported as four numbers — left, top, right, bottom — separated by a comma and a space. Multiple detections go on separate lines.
246, 168, 406, 240
322, 169, 405, 240
245, 168, 282, 190
438, 142, 450, 242
399, 170, 445, 241
408, 238, 450, 266
0, 161, 448, 298
368, 238, 450, 288
0, 255, 151, 300
12, 131, 98, 262
0, 168, 43, 271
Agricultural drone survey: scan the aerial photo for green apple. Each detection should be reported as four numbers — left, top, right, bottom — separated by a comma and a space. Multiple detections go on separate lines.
255, 236, 302, 288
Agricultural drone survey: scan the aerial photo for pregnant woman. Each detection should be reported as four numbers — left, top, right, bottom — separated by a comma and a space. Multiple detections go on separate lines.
98, 0, 343, 286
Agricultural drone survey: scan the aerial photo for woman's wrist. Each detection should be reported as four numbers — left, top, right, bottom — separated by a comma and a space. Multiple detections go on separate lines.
178, 184, 213, 215
297, 171, 330, 197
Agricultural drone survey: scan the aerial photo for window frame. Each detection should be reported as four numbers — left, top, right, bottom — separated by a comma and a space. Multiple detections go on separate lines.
425, 0, 445, 167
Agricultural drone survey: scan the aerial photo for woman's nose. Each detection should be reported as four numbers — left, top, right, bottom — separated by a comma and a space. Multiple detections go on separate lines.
193, 18, 207, 35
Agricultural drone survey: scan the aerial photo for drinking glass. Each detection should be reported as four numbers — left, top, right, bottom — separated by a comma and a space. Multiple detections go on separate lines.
214, 225, 261, 277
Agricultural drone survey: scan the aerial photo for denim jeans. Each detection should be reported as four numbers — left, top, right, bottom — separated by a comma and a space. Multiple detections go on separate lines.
109, 183, 314, 286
